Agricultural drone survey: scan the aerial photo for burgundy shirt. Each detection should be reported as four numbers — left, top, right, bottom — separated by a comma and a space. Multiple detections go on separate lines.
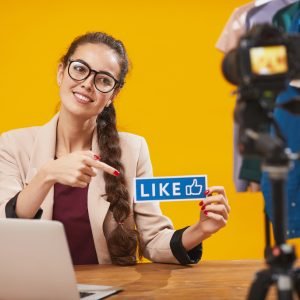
53, 183, 98, 265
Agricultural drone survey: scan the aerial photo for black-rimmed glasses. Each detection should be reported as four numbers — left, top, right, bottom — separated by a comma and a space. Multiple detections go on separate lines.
68, 59, 120, 93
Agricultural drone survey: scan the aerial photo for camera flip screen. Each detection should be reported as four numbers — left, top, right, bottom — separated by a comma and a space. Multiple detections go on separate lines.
249, 45, 288, 76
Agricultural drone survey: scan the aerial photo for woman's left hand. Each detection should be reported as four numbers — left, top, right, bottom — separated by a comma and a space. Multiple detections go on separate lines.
181, 186, 230, 251
198, 186, 230, 235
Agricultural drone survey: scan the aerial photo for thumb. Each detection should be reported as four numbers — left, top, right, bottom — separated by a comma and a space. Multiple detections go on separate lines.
191, 179, 197, 186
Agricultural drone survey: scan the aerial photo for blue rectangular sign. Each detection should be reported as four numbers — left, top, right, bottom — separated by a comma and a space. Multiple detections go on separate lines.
134, 175, 207, 203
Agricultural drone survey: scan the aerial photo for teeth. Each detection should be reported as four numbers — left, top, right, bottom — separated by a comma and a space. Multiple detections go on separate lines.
74, 93, 91, 103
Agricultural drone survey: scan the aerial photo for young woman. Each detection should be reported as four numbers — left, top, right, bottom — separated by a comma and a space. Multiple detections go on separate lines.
0, 32, 230, 266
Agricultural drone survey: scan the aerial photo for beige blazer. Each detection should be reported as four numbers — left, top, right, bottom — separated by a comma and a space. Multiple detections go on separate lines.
0, 114, 178, 264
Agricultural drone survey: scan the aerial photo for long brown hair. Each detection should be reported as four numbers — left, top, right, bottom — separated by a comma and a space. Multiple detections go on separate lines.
60, 32, 142, 265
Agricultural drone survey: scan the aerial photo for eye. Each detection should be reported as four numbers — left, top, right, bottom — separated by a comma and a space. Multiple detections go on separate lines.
72, 62, 88, 74
95, 74, 114, 87
69, 61, 89, 80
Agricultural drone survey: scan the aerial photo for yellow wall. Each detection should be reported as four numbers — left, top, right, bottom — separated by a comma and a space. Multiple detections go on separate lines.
0, 0, 299, 260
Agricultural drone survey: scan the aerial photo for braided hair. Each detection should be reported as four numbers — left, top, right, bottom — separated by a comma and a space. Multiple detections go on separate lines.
60, 32, 142, 265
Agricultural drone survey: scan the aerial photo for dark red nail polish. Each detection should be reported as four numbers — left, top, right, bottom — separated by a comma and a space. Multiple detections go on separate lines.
199, 201, 203, 206
93, 154, 100, 160
204, 190, 210, 195
114, 170, 120, 176
204, 211, 208, 216
201, 205, 206, 211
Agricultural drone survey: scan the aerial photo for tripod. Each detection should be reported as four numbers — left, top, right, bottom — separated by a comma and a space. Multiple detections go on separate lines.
246, 131, 300, 300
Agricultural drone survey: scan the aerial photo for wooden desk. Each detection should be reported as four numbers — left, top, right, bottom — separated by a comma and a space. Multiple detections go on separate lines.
75, 260, 300, 299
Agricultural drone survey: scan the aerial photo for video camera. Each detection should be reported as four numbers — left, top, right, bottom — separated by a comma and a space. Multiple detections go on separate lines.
222, 24, 300, 158
221, 24, 300, 300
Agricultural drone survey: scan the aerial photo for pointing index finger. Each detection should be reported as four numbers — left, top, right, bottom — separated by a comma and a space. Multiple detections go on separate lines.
94, 160, 120, 176
85, 155, 120, 177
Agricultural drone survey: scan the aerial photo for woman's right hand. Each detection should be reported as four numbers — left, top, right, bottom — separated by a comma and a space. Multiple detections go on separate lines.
41, 151, 119, 188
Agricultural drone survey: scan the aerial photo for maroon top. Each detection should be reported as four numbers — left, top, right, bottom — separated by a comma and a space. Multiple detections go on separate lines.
53, 183, 98, 265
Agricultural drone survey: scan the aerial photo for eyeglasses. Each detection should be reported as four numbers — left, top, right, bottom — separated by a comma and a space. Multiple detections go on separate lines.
68, 59, 120, 93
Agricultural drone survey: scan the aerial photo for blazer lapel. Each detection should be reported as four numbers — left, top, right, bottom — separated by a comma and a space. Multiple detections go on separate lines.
25, 113, 59, 220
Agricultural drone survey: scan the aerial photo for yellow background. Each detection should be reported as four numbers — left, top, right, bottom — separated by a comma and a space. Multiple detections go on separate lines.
0, 0, 299, 260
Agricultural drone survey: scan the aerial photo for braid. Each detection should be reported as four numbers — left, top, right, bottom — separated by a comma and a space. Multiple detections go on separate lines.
97, 105, 142, 265
60, 31, 142, 265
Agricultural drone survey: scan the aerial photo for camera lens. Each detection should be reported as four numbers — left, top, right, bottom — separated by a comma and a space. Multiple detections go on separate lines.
222, 49, 240, 85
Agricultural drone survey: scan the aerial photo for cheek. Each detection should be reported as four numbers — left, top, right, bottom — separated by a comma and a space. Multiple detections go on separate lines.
95, 92, 112, 105
59, 78, 79, 100
60, 76, 77, 91
93, 94, 113, 114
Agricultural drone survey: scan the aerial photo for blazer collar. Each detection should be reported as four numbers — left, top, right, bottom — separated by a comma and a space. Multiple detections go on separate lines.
25, 113, 111, 263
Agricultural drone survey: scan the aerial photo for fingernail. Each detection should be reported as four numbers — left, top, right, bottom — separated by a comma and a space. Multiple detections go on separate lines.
201, 205, 206, 211
204, 190, 210, 195
93, 154, 101, 160
204, 211, 208, 216
272, 247, 281, 257
199, 201, 204, 206
113, 170, 120, 176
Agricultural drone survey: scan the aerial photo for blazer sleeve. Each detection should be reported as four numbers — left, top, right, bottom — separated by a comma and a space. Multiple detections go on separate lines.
0, 132, 24, 218
134, 137, 202, 265
133, 137, 178, 263
0, 133, 43, 219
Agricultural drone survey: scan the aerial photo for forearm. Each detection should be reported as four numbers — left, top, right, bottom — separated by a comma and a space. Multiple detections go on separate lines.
15, 168, 55, 218
181, 222, 211, 251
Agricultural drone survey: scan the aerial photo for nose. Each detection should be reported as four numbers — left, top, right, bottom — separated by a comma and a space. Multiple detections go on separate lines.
81, 72, 95, 91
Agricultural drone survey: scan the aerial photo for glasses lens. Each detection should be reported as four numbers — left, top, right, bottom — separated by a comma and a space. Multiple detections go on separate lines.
69, 61, 89, 80
95, 73, 116, 92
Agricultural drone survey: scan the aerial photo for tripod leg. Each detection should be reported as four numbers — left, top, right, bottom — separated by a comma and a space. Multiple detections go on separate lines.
247, 270, 273, 300
277, 290, 294, 300
293, 268, 300, 298
264, 210, 271, 259
276, 274, 294, 300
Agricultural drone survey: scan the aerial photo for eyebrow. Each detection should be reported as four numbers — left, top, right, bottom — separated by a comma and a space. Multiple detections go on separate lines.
72, 58, 117, 79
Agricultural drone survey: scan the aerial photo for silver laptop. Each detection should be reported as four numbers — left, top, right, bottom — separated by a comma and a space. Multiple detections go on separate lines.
0, 219, 122, 300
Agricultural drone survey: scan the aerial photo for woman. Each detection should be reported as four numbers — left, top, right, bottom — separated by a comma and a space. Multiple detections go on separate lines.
0, 32, 230, 266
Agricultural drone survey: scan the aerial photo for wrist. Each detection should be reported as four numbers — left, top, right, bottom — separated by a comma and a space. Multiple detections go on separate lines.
182, 222, 212, 251
38, 163, 56, 186
195, 221, 213, 240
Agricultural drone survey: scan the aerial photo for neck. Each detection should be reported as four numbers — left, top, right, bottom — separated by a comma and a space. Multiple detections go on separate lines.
56, 108, 96, 156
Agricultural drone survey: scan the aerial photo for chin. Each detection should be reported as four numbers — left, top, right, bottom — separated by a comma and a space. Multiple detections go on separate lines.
65, 105, 102, 124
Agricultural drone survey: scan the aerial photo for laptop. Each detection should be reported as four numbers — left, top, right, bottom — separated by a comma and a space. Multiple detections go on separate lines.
0, 219, 122, 300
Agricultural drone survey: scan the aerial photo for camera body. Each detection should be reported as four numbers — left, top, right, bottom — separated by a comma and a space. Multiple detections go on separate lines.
222, 24, 300, 157
223, 24, 300, 93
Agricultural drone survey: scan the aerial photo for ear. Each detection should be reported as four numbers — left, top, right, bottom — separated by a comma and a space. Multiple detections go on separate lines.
57, 63, 64, 86
106, 88, 120, 107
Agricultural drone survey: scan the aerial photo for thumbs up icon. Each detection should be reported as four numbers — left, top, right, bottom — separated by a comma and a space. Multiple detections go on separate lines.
186, 179, 202, 196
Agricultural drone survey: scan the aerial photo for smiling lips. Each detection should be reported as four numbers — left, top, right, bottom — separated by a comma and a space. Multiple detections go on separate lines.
73, 92, 94, 104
